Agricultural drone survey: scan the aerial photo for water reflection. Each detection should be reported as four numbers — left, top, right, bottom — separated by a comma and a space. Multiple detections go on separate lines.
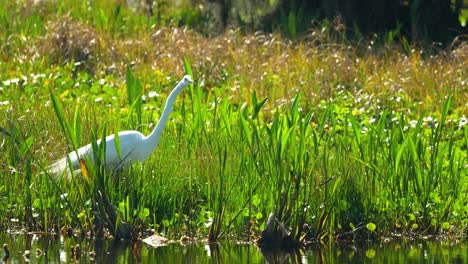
259, 247, 302, 264
0, 232, 466, 263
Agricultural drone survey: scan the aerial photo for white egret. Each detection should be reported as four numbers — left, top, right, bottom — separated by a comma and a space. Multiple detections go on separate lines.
50, 75, 193, 176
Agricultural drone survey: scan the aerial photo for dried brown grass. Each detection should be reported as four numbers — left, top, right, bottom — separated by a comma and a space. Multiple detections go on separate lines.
34, 15, 467, 113
39, 16, 105, 74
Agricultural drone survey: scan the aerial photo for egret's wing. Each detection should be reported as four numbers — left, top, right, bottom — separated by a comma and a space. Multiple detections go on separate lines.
103, 132, 143, 168
50, 131, 144, 177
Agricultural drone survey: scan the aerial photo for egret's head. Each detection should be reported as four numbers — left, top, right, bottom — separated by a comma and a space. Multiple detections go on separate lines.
182, 75, 194, 85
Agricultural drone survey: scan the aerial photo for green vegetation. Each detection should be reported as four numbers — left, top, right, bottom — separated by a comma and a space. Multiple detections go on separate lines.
0, 0, 467, 245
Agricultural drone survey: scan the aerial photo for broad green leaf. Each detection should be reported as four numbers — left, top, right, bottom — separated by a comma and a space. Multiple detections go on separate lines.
366, 222, 376, 232
49, 88, 77, 150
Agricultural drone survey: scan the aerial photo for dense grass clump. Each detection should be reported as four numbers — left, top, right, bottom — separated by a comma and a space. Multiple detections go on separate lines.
0, 0, 466, 244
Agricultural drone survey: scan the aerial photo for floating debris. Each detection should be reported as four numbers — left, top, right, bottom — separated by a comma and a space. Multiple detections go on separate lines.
23, 249, 31, 261
180, 235, 191, 244
142, 234, 174, 248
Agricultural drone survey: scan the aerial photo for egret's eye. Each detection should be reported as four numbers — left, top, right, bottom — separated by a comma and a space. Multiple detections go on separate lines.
184, 76, 193, 83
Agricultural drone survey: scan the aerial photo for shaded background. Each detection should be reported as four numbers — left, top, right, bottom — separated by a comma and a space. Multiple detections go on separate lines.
132, 0, 467, 43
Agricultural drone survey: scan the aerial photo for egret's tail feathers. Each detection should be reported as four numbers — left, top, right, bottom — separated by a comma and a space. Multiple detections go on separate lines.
48, 157, 72, 178
48, 150, 84, 178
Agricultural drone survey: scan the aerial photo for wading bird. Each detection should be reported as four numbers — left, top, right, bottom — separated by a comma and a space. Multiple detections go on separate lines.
50, 75, 193, 176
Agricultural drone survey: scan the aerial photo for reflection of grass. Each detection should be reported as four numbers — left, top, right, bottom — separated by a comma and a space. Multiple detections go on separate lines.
0, 0, 466, 243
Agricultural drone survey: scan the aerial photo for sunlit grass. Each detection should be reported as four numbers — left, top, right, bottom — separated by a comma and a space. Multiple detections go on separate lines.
0, 0, 466, 243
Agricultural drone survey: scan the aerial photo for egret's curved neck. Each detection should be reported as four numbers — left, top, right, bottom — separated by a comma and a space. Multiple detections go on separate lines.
145, 80, 186, 150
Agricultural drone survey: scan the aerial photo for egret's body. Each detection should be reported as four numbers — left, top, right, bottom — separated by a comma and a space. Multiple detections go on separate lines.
50, 75, 193, 176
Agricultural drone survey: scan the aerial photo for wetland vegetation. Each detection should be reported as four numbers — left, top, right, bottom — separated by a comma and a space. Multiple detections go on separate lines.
0, 0, 467, 253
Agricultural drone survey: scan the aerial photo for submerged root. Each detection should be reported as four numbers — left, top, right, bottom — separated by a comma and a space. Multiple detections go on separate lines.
256, 213, 299, 248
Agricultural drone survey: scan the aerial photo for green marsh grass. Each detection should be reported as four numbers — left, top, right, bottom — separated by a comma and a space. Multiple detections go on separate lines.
0, 0, 467, 244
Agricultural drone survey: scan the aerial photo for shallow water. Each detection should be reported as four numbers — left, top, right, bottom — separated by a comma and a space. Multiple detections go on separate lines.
1, 232, 466, 263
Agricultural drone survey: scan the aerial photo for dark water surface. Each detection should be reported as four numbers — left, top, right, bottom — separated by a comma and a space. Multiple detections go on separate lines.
1, 233, 466, 263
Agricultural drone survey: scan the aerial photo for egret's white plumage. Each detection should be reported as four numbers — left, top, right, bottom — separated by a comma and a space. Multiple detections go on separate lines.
50, 75, 193, 176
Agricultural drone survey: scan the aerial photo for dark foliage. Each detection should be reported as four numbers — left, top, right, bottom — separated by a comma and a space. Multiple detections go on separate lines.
203, 0, 466, 43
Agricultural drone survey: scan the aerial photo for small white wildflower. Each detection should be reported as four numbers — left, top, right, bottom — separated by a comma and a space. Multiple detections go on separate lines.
423, 116, 438, 128
148, 91, 159, 98
423, 116, 434, 123
459, 116, 467, 129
